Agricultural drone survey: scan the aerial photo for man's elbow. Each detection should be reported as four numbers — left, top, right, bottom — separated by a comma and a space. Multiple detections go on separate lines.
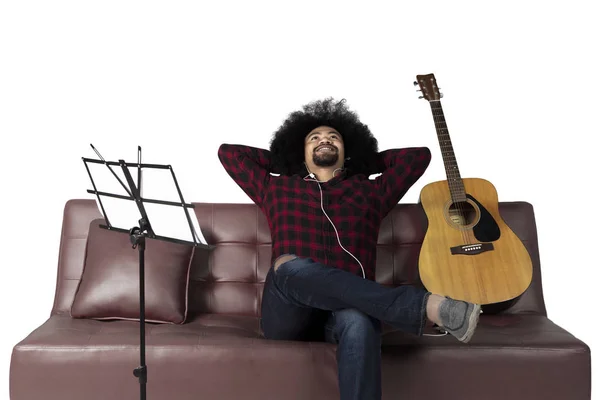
417, 146, 432, 168
217, 143, 233, 163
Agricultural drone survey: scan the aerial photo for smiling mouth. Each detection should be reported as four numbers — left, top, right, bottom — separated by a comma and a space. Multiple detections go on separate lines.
315, 145, 336, 153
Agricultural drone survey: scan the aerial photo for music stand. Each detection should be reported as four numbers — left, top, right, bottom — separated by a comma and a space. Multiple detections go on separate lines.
82, 144, 213, 400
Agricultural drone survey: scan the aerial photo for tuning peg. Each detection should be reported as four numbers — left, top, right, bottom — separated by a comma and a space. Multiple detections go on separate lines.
416, 89, 422, 92
419, 96, 424, 99
413, 81, 419, 86
440, 93, 444, 98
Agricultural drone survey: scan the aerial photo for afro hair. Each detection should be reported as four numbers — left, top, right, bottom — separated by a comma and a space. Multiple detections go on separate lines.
269, 97, 379, 177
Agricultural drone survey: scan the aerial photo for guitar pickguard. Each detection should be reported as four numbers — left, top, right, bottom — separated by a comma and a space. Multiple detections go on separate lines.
467, 194, 501, 242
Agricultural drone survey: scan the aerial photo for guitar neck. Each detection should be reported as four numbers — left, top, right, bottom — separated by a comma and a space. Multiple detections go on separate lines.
429, 101, 467, 202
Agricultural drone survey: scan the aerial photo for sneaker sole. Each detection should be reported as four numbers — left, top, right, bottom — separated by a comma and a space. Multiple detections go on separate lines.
457, 304, 481, 343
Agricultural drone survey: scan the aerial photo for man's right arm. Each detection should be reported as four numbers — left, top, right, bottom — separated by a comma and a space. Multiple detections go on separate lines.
218, 143, 272, 207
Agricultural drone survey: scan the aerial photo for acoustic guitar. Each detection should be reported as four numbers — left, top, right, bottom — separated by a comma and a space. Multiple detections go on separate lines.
415, 73, 533, 305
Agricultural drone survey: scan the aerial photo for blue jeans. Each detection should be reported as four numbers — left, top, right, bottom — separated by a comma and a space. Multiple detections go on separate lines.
260, 256, 430, 400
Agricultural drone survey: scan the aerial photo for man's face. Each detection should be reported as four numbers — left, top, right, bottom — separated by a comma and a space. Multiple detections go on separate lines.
304, 126, 345, 168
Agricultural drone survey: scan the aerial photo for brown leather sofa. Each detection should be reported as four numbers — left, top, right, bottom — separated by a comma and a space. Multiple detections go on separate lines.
10, 199, 591, 400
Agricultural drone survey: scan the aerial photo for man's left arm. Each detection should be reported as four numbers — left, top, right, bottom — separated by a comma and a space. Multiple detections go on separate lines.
371, 147, 432, 214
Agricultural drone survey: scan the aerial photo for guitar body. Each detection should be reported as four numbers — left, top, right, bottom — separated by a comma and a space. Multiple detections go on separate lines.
418, 177, 533, 305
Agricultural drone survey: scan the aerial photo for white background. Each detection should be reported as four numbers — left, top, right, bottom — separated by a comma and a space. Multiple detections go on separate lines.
1, 1, 597, 399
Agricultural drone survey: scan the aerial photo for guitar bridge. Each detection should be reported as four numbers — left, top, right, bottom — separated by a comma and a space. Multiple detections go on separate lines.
450, 243, 493, 255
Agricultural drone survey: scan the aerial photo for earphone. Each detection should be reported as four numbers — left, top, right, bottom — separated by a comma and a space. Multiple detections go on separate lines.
304, 162, 366, 279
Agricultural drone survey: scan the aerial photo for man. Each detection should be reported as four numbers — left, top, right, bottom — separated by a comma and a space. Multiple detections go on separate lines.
218, 98, 480, 400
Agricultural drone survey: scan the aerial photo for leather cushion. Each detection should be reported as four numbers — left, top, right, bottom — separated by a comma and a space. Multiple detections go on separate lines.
10, 314, 590, 400
70, 219, 195, 324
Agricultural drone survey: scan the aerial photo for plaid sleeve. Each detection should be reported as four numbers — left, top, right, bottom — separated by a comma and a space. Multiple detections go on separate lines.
218, 143, 272, 207
372, 147, 432, 214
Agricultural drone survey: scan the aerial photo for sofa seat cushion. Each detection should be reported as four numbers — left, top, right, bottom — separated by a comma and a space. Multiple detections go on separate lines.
10, 314, 590, 400
380, 314, 591, 400
9, 314, 339, 400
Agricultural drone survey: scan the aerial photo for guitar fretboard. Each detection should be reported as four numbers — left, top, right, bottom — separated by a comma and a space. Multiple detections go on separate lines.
430, 101, 467, 202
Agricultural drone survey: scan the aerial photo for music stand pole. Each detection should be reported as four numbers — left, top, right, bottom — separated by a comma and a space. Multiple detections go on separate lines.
119, 159, 153, 400
129, 219, 149, 400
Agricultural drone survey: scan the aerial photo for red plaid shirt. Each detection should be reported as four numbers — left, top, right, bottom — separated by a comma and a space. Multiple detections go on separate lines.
218, 144, 431, 280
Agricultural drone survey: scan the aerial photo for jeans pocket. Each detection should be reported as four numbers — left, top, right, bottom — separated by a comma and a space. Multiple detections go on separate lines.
273, 254, 299, 276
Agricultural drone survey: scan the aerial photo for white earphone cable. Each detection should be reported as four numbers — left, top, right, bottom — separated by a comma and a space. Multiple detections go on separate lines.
304, 169, 366, 279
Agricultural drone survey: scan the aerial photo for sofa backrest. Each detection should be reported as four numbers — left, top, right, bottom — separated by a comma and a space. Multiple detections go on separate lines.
51, 199, 547, 318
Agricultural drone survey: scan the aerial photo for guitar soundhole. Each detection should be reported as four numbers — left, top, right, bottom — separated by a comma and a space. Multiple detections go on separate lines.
446, 200, 479, 229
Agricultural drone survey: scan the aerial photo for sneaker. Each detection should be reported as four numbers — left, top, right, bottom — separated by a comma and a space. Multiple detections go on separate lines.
438, 297, 481, 343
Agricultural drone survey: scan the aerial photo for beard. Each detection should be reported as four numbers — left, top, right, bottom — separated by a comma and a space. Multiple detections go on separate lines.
312, 149, 339, 167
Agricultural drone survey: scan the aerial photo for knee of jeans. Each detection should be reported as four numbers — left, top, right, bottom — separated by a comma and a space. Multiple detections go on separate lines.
333, 309, 382, 340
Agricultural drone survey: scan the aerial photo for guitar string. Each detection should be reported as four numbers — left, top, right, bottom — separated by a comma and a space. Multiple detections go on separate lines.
436, 105, 474, 245
431, 101, 472, 245
436, 102, 474, 245
431, 102, 466, 243
435, 101, 476, 245
431, 102, 468, 244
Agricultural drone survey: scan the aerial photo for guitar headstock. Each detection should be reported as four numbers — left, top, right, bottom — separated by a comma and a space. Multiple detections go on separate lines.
414, 73, 443, 101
